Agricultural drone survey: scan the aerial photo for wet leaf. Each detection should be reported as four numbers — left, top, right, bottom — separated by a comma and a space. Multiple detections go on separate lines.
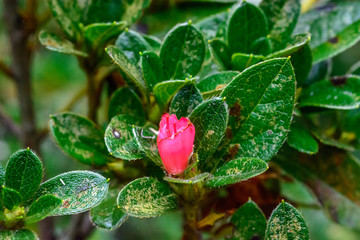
90, 188, 128, 230
25, 195, 62, 224
39, 31, 87, 57
221, 58, 296, 162
231, 200, 267, 240
205, 158, 268, 188
160, 22, 206, 79
50, 113, 110, 166
108, 87, 145, 120
265, 201, 309, 240
189, 98, 228, 172
196, 71, 239, 93
104, 114, 146, 160
153, 80, 188, 110
5, 149, 42, 202
27, 171, 109, 216
227, 2, 268, 54
117, 177, 178, 218
170, 83, 203, 118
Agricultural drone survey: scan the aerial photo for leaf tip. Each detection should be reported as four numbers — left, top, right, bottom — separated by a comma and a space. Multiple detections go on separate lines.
107, 178, 110, 182
222, 97, 226, 102
125, 28, 129, 32
287, 55, 291, 60
139, 51, 143, 56
266, 34, 271, 39
27, 147, 30, 151
188, 20, 192, 25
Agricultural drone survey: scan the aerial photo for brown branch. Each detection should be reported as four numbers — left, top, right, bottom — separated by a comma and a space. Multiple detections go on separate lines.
0, 60, 14, 79
0, 107, 21, 138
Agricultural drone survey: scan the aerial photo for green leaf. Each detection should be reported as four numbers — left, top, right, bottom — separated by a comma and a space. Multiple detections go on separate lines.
288, 125, 318, 155
164, 173, 211, 185
231, 53, 264, 71
84, 21, 127, 50
260, 0, 301, 50
196, 71, 239, 93
153, 80, 188, 110
118, 0, 151, 26
295, 2, 360, 63
117, 177, 178, 218
90, 188, 128, 230
38, 31, 87, 57
265, 201, 309, 240
299, 76, 360, 110
25, 195, 61, 224
209, 39, 231, 69
143, 35, 162, 52
2, 187, 22, 210
104, 114, 146, 160
231, 200, 267, 240
227, 2, 268, 54
160, 22, 206, 79
48, 0, 81, 41
140, 51, 165, 92
5, 149, 42, 202
189, 98, 228, 172
205, 158, 268, 188
108, 87, 145, 120
133, 126, 162, 167
250, 36, 272, 56
170, 84, 203, 118
115, 29, 151, 64
106, 46, 147, 96
49, 113, 110, 166
0, 164, 5, 186
196, 11, 228, 40
28, 171, 109, 216
265, 33, 311, 59
0, 229, 38, 240
290, 43, 313, 86
221, 58, 296, 162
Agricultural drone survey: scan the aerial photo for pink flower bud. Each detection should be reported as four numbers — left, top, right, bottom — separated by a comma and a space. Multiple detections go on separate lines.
157, 113, 195, 175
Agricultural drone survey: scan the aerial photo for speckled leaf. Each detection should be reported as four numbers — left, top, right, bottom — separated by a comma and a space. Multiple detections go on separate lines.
143, 35, 162, 52
106, 46, 147, 96
119, 0, 151, 25
39, 31, 87, 57
290, 43, 312, 86
28, 171, 108, 216
133, 126, 162, 167
265, 201, 309, 240
25, 195, 62, 224
295, 2, 360, 63
221, 58, 296, 162
160, 22, 206, 79
189, 98, 228, 172
299, 76, 360, 109
153, 80, 188, 110
105, 114, 145, 160
49, 113, 110, 166
265, 33, 311, 59
196, 11, 228, 40
170, 84, 203, 118
117, 177, 178, 218
0, 164, 5, 186
209, 38, 231, 69
231, 199, 267, 240
260, 0, 301, 50
5, 149, 42, 202
84, 21, 127, 50
108, 87, 145, 120
90, 188, 128, 230
2, 187, 21, 210
227, 2, 268, 54
205, 158, 268, 188
231, 53, 264, 71
0, 229, 38, 240
48, 0, 81, 41
288, 125, 318, 155
164, 173, 211, 185
197, 71, 239, 93
115, 30, 151, 64
141, 51, 165, 92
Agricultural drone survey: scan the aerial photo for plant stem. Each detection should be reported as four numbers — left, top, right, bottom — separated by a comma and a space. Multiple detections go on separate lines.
182, 203, 202, 240
86, 70, 97, 122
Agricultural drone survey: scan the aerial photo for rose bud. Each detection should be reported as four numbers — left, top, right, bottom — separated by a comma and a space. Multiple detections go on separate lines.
157, 113, 195, 175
